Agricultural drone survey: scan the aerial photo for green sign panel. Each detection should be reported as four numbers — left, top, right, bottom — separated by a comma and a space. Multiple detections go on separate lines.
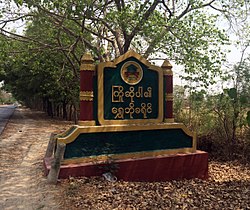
98, 51, 163, 125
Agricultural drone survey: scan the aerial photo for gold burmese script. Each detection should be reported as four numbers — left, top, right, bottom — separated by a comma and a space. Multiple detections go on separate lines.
111, 86, 153, 119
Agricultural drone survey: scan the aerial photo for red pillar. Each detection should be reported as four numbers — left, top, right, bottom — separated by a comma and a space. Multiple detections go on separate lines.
162, 59, 174, 123
79, 52, 96, 126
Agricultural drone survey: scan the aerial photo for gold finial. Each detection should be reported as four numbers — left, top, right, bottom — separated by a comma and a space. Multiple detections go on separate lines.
162, 59, 173, 75
161, 59, 172, 69
81, 52, 94, 63
80, 52, 95, 71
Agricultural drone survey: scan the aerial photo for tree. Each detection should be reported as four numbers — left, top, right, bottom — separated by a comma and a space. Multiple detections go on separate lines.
0, 19, 79, 119
1, 0, 249, 120
2, 0, 247, 86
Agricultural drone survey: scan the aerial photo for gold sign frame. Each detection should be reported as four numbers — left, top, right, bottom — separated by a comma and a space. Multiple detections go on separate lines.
97, 50, 164, 125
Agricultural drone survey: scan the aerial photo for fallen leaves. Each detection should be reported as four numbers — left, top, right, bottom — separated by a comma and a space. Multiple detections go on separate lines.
58, 161, 250, 210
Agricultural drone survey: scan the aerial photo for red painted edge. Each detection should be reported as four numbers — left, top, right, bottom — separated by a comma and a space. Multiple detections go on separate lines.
80, 71, 94, 90
43, 151, 208, 181
79, 101, 94, 121
165, 101, 173, 119
165, 75, 173, 93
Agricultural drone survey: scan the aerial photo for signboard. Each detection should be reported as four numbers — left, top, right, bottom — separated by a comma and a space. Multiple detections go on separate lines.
44, 50, 208, 183
97, 51, 163, 125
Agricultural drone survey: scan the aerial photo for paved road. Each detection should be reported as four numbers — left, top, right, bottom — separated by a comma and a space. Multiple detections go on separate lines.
0, 105, 16, 136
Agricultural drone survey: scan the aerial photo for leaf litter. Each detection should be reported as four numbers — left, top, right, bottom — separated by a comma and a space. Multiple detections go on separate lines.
59, 161, 250, 210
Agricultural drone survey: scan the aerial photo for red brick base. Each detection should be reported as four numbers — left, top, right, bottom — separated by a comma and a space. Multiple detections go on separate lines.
44, 150, 208, 181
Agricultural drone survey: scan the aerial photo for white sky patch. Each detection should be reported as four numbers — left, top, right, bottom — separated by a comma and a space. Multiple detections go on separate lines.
0, 1, 28, 35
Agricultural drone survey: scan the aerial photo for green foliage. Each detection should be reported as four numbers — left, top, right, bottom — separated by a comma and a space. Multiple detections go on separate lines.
227, 88, 237, 100
0, 15, 79, 119
247, 111, 250, 127
2, 0, 241, 87
173, 54, 250, 160
0, 90, 16, 104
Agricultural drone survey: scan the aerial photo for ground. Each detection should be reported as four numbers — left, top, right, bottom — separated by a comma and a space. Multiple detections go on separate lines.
0, 108, 249, 210
0, 108, 71, 210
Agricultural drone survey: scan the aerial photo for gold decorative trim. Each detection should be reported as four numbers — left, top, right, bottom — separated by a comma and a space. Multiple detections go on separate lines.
120, 61, 143, 85
113, 50, 152, 67
80, 91, 94, 101
80, 91, 94, 96
80, 52, 95, 71
165, 93, 174, 101
61, 147, 196, 165
161, 59, 173, 69
193, 132, 197, 151
81, 52, 94, 62
164, 118, 175, 123
78, 120, 96, 126
57, 122, 195, 144
97, 50, 164, 125
54, 125, 78, 139
80, 97, 93, 101
162, 59, 173, 75
80, 64, 96, 71
163, 69, 173, 76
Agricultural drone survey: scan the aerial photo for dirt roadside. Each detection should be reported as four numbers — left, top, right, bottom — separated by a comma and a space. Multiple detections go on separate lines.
0, 108, 249, 210
0, 108, 71, 210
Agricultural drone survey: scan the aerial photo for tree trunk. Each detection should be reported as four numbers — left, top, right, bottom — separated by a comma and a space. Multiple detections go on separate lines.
43, 97, 47, 112
47, 142, 66, 184
74, 105, 78, 124
68, 104, 74, 121
45, 133, 57, 158
62, 100, 67, 120
47, 100, 53, 118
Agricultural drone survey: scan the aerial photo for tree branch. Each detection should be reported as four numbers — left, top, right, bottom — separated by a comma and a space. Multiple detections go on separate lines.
123, 0, 160, 53
0, 28, 56, 48
177, 3, 191, 19
114, 0, 122, 11
162, 0, 173, 18
177, 0, 216, 20
209, 4, 227, 13
55, 13, 79, 80
89, 17, 123, 55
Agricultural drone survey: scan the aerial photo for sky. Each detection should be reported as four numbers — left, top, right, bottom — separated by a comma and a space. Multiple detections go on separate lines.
170, 45, 250, 93
172, 12, 250, 92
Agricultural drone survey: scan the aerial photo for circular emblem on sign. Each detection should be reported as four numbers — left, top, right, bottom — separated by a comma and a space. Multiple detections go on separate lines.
121, 61, 143, 85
